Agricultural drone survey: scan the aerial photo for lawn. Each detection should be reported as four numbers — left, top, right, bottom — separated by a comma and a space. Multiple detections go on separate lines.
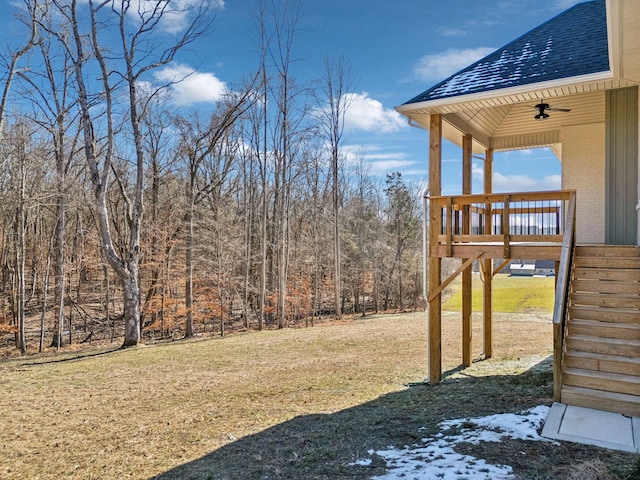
443, 273, 556, 313
1, 310, 637, 479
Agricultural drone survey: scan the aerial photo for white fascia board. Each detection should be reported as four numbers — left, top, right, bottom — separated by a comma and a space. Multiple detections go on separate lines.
395, 71, 615, 114
606, 0, 620, 78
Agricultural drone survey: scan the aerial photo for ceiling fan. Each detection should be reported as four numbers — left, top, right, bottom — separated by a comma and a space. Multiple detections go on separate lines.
533, 102, 571, 121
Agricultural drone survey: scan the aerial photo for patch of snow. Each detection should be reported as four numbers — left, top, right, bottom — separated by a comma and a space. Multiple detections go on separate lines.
349, 458, 373, 467
352, 405, 551, 480
429, 35, 555, 99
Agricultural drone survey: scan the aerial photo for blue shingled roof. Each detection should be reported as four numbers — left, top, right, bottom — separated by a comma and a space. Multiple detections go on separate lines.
404, 0, 609, 105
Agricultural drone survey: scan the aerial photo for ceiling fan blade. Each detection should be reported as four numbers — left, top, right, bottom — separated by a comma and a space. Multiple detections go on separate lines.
547, 107, 571, 112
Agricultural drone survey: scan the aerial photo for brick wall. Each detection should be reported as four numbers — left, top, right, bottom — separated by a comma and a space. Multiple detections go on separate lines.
561, 123, 606, 244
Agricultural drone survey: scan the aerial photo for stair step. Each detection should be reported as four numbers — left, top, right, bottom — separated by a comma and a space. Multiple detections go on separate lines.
569, 305, 640, 323
562, 367, 640, 396
573, 267, 640, 282
574, 257, 640, 269
572, 278, 640, 295
564, 350, 640, 376
568, 319, 640, 341
570, 292, 640, 309
560, 245, 640, 416
561, 385, 640, 417
565, 334, 640, 357
575, 245, 640, 257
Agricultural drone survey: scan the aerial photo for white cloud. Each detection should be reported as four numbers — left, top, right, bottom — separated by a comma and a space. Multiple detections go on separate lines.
412, 47, 495, 83
368, 159, 419, 175
437, 26, 468, 37
153, 64, 226, 106
472, 162, 484, 180
112, 0, 225, 34
471, 162, 561, 193
553, 0, 582, 10
341, 144, 422, 177
158, 0, 225, 34
343, 92, 406, 133
493, 172, 561, 192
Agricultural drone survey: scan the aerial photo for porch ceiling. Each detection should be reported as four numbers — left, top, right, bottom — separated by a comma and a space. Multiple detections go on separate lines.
400, 77, 638, 154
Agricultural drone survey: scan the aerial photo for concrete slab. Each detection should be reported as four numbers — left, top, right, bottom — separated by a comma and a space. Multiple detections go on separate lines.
542, 402, 639, 453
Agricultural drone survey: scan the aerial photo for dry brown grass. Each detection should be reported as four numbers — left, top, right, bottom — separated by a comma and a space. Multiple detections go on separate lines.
0, 311, 635, 479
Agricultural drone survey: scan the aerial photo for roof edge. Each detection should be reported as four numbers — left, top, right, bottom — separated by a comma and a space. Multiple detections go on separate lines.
396, 70, 614, 114
606, 0, 620, 78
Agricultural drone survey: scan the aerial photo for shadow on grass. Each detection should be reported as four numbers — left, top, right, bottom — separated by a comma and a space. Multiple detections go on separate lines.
151, 356, 637, 480
18, 346, 125, 366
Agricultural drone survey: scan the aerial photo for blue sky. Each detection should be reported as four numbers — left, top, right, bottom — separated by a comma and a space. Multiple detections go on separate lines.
1, 0, 584, 195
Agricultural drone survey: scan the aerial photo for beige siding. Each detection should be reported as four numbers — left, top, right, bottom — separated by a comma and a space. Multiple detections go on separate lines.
562, 123, 606, 243
621, 0, 640, 83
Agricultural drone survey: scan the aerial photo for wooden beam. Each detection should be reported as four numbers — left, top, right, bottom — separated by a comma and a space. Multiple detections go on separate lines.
484, 149, 494, 359
484, 149, 493, 235
462, 134, 473, 367
428, 252, 483, 303
428, 114, 442, 384
503, 195, 511, 258
433, 244, 561, 260
483, 258, 493, 359
445, 197, 453, 257
493, 258, 511, 277
463, 135, 472, 195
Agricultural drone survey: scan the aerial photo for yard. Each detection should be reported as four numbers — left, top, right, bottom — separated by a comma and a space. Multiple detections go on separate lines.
1, 292, 638, 479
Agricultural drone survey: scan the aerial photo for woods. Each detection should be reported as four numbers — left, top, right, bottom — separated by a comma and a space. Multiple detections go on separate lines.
0, 0, 424, 352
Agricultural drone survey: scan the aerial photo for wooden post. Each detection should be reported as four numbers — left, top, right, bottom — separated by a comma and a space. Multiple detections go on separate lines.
462, 134, 472, 367
428, 114, 442, 384
483, 149, 493, 359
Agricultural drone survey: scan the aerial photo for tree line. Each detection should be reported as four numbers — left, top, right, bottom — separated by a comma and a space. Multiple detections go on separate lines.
0, 0, 424, 353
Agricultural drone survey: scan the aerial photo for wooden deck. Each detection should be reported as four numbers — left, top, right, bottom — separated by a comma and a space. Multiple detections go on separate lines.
427, 190, 573, 260
423, 189, 640, 416
425, 190, 575, 384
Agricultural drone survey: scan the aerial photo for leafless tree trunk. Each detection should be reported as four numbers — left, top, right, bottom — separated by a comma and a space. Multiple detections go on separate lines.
316, 56, 354, 320
39, 238, 53, 353
46, 0, 213, 347
20, 15, 81, 349
16, 145, 27, 354
177, 91, 255, 338
263, 0, 307, 329
255, 3, 269, 331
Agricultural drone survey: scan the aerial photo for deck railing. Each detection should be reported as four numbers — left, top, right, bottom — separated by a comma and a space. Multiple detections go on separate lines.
552, 192, 576, 401
427, 190, 576, 259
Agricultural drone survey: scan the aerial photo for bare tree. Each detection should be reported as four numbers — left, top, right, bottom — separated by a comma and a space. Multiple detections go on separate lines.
19, 13, 82, 349
0, 0, 40, 139
383, 172, 421, 310
44, 0, 214, 347
250, 0, 309, 329
2, 120, 50, 353
176, 89, 255, 338
315, 55, 354, 319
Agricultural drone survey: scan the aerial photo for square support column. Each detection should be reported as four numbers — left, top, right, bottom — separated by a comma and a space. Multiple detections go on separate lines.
483, 149, 493, 359
428, 114, 442, 384
462, 134, 473, 367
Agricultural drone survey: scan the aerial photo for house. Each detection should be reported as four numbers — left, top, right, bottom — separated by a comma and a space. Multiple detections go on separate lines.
509, 261, 535, 276
509, 260, 556, 276
534, 260, 556, 276
396, 0, 640, 417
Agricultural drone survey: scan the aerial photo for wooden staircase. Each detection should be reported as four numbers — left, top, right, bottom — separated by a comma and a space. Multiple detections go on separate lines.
560, 245, 640, 417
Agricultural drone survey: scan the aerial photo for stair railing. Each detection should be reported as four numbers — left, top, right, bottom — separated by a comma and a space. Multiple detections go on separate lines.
552, 190, 577, 401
